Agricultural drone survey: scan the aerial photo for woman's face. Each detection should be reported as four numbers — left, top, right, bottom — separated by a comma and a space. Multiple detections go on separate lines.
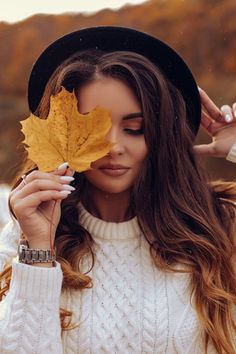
78, 77, 148, 194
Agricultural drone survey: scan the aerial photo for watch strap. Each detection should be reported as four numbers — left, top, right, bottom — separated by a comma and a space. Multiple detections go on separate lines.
18, 239, 56, 264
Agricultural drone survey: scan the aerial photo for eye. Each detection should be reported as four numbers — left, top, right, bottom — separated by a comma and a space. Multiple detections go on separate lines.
123, 128, 144, 135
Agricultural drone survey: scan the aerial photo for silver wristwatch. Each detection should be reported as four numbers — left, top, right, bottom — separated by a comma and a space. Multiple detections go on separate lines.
18, 240, 56, 264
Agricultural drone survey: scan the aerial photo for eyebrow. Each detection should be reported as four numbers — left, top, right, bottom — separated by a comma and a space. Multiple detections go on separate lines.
81, 111, 143, 120
122, 112, 143, 120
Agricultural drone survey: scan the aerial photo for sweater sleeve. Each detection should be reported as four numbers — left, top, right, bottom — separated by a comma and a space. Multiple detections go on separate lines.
0, 260, 63, 354
0, 219, 21, 271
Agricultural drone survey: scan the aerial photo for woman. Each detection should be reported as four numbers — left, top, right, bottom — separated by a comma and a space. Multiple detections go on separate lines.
0, 26, 236, 354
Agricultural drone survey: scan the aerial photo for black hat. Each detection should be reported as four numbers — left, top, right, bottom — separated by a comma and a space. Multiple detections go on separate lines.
28, 26, 201, 135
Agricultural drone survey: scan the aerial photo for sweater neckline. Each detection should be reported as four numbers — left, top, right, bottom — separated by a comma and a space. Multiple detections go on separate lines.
78, 203, 141, 241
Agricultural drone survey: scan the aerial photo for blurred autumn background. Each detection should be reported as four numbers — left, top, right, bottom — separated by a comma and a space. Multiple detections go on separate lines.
0, 0, 235, 186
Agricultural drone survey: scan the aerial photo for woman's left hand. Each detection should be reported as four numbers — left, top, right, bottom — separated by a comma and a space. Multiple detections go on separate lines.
193, 87, 236, 157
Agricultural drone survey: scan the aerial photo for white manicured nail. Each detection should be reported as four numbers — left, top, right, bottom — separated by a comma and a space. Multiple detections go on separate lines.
234, 110, 236, 118
58, 162, 69, 170
62, 184, 75, 191
60, 176, 74, 182
59, 190, 71, 195
225, 114, 233, 123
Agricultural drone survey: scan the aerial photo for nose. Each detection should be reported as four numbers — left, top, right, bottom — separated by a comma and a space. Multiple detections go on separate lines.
106, 127, 125, 156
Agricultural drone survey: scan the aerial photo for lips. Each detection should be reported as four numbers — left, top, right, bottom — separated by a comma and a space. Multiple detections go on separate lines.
99, 164, 129, 170
98, 164, 130, 177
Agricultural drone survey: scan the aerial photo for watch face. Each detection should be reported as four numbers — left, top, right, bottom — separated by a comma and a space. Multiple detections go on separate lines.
18, 243, 28, 262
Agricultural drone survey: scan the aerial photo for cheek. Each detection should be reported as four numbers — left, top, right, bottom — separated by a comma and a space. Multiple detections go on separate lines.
131, 140, 148, 165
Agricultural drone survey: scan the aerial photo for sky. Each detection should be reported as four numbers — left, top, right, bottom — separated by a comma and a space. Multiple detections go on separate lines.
0, 0, 147, 23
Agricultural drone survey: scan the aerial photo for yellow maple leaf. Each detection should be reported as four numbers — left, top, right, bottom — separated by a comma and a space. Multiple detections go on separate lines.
20, 87, 113, 172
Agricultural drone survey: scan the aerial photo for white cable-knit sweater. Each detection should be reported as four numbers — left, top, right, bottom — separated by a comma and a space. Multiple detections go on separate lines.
0, 203, 227, 354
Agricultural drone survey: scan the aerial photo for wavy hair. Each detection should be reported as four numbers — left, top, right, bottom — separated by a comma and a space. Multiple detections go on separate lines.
1, 50, 236, 353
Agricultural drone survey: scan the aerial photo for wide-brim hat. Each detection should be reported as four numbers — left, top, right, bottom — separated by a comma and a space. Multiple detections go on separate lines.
28, 26, 201, 135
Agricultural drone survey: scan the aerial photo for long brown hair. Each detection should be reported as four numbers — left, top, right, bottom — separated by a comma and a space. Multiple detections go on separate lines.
1, 50, 236, 352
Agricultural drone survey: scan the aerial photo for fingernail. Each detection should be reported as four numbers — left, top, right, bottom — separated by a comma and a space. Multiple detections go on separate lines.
59, 190, 71, 195
59, 176, 75, 182
234, 110, 236, 118
58, 162, 69, 170
62, 184, 75, 191
225, 114, 233, 123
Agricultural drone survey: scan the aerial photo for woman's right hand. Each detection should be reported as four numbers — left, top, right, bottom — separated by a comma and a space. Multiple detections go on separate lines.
9, 163, 75, 249
194, 88, 236, 157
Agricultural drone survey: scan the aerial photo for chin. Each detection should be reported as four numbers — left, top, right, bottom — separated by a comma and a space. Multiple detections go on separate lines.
84, 170, 134, 195
84, 177, 133, 195
92, 183, 131, 195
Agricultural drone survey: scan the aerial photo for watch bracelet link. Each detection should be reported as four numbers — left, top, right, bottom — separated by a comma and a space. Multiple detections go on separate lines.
18, 239, 56, 264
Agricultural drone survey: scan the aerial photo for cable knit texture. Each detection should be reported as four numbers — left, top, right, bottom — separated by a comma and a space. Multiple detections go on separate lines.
0, 204, 227, 353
